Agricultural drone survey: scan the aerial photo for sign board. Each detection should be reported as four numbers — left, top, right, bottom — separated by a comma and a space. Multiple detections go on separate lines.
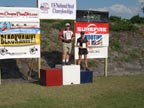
0, 7, 40, 59
75, 22, 109, 59
75, 47, 108, 59
75, 22, 109, 47
38, 0, 76, 19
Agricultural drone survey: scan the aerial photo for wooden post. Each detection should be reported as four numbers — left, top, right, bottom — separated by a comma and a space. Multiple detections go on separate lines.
104, 58, 108, 77
38, 58, 41, 79
0, 68, 1, 85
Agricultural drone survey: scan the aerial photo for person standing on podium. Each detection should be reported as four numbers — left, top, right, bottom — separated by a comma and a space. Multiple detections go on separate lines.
59, 23, 74, 65
77, 31, 90, 71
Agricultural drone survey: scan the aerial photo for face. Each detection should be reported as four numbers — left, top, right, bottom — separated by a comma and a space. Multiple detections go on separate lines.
66, 26, 70, 30
81, 33, 85, 38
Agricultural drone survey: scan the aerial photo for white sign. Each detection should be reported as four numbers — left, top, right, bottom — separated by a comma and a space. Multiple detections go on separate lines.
0, 7, 39, 22
38, 0, 76, 19
0, 45, 40, 59
75, 47, 108, 59
0, 7, 40, 59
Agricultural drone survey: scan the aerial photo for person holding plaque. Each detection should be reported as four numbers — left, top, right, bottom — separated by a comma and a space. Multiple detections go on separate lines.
77, 31, 89, 71
59, 23, 74, 65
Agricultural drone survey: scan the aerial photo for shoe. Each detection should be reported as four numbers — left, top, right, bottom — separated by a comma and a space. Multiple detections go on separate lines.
85, 67, 90, 71
65, 62, 71, 65
62, 62, 65, 65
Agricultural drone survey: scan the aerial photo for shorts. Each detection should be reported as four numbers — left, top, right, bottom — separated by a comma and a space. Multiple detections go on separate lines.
79, 48, 88, 55
62, 42, 72, 54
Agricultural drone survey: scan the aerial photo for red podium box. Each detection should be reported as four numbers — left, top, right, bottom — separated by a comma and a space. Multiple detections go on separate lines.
40, 68, 62, 86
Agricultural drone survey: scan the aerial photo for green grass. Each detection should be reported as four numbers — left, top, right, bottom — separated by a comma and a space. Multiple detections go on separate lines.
0, 75, 144, 108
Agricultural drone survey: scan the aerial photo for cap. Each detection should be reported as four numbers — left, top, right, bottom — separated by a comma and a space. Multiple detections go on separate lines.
65, 23, 70, 26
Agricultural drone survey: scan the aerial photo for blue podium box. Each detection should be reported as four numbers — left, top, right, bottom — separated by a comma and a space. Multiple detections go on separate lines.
80, 70, 93, 83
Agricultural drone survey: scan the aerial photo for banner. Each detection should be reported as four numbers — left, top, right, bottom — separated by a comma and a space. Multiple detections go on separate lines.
75, 47, 108, 59
0, 34, 40, 46
38, 0, 76, 19
0, 7, 40, 59
0, 45, 40, 59
75, 22, 109, 47
74, 22, 109, 59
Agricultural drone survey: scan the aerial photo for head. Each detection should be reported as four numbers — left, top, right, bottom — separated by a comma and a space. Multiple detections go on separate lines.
80, 31, 85, 38
65, 23, 70, 30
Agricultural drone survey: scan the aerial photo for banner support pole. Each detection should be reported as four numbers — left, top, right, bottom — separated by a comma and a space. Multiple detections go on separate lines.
0, 68, 1, 85
104, 58, 108, 77
38, 58, 41, 79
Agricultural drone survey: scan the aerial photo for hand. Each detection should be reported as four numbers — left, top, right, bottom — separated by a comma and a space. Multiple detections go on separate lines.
79, 46, 83, 49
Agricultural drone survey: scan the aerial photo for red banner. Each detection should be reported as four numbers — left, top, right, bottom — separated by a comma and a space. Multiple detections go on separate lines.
75, 22, 109, 34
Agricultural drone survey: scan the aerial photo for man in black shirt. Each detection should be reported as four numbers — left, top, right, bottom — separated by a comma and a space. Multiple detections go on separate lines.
77, 31, 89, 71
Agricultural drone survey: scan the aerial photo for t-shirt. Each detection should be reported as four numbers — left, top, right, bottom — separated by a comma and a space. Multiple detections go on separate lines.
59, 29, 74, 42
77, 37, 88, 49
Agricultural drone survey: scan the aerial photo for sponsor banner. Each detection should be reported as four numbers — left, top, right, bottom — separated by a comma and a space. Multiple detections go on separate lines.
75, 22, 109, 47
0, 22, 40, 34
75, 47, 108, 59
0, 34, 40, 46
38, 0, 76, 19
0, 7, 39, 22
75, 22, 109, 34
0, 28, 40, 34
0, 22, 40, 29
75, 34, 109, 47
0, 45, 40, 59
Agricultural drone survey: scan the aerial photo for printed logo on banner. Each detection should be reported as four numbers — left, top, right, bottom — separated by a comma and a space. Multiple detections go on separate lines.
0, 47, 26, 56
85, 35, 103, 46
30, 46, 38, 55
0, 34, 40, 46
40, 2, 50, 13
0, 22, 11, 31
91, 35, 103, 45
0, 22, 40, 34
0, 46, 38, 56
77, 23, 107, 34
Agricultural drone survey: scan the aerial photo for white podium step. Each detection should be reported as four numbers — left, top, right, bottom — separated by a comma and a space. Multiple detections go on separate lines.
62, 65, 80, 85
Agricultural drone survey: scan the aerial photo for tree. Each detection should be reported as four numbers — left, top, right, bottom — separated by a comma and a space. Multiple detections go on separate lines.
109, 16, 121, 22
130, 15, 144, 24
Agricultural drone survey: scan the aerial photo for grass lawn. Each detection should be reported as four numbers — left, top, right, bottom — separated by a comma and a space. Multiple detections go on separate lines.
0, 75, 144, 108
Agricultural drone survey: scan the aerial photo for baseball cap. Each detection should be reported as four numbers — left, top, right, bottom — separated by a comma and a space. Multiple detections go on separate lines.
65, 23, 70, 26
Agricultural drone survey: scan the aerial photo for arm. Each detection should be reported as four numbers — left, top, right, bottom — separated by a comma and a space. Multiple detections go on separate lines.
77, 39, 83, 49
59, 30, 66, 41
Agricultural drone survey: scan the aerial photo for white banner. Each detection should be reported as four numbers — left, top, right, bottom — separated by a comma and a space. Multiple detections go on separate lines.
75, 47, 108, 59
38, 0, 76, 19
0, 45, 40, 59
0, 7, 39, 22
0, 7, 40, 59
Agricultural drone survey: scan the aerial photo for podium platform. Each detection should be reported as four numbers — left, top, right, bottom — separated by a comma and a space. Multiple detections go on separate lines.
80, 70, 93, 83
40, 68, 62, 86
62, 65, 80, 85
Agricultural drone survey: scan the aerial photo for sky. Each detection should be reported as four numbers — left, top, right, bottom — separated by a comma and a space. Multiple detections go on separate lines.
0, 0, 144, 19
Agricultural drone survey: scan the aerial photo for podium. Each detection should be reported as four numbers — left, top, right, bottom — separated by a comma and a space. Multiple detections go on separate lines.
62, 65, 80, 85
40, 65, 93, 86
40, 69, 62, 86
80, 70, 93, 83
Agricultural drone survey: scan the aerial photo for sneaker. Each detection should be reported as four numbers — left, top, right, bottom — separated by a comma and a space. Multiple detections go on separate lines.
65, 62, 71, 65
62, 62, 65, 65
85, 67, 90, 71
